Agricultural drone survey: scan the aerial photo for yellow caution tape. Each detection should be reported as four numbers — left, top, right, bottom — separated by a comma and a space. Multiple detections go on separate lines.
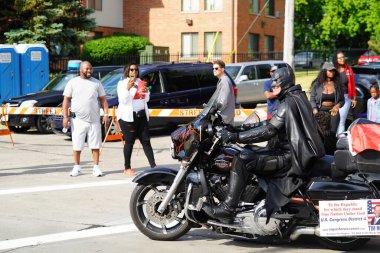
2, 107, 268, 121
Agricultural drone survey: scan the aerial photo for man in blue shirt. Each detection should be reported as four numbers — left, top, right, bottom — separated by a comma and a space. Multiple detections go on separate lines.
264, 65, 280, 119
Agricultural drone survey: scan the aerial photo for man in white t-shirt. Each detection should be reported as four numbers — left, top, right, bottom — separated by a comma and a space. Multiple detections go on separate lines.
62, 61, 109, 177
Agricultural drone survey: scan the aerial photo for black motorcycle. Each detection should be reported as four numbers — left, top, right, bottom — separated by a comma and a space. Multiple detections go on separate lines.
130, 95, 380, 251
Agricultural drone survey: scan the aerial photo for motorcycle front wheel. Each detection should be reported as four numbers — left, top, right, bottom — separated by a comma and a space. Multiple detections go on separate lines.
317, 237, 370, 251
130, 183, 191, 240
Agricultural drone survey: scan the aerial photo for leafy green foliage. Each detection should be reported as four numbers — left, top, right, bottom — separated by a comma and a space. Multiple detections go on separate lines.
1, 0, 95, 56
295, 0, 380, 51
82, 34, 150, 65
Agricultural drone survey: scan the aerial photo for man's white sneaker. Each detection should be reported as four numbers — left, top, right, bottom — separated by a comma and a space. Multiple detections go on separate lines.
93, 165, 103, 177
70, 165, 81, 177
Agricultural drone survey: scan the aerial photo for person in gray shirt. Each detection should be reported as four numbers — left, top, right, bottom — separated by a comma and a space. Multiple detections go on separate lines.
212, 60, 235, 125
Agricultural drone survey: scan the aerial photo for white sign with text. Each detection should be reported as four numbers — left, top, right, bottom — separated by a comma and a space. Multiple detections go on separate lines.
319, 199, 380, 236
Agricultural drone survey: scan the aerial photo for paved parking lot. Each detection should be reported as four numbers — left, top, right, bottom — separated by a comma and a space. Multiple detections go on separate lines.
1, 130, 379, 252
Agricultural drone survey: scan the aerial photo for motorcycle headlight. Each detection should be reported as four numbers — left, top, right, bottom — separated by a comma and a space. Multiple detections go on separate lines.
20, 100, 38, 107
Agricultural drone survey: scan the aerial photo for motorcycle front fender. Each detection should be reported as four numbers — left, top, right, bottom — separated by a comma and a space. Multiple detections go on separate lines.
132, 167, 179, 185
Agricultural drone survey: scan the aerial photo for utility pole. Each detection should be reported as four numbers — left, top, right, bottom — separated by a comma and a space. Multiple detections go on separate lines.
283, 0, 294, 68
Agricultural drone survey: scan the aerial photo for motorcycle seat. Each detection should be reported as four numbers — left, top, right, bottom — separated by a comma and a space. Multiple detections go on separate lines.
334, 149, 380, 174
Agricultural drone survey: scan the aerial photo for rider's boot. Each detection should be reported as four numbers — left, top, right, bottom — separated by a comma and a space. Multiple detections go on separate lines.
203, 158, 247, 223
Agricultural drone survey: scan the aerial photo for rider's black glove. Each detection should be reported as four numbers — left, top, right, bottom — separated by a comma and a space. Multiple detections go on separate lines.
220, 129, 238, 144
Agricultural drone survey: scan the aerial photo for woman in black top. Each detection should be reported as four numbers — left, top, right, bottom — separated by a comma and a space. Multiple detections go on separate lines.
309, 62, 345, 154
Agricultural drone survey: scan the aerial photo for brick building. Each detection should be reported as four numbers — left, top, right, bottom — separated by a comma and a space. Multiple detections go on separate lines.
85, 0, 285, 62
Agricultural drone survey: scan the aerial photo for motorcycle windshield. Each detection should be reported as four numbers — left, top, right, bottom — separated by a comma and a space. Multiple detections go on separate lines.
241, 112, 260, 125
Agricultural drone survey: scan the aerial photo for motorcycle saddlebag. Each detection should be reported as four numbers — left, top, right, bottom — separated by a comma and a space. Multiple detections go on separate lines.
306, 180, 372, 201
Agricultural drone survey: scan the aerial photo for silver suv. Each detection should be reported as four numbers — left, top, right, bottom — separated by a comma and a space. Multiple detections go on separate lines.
225, 60, 287, 108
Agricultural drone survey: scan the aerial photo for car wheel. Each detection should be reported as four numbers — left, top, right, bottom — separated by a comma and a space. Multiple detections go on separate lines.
36, 115, 53, 134
10, 126, 30, 133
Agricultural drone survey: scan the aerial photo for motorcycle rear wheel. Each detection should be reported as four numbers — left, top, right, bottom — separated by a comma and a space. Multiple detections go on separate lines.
317, 237, 369, 251
130, 184, 191, 240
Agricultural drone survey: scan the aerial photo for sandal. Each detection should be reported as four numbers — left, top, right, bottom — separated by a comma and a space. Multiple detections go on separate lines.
124, 168, 137, 176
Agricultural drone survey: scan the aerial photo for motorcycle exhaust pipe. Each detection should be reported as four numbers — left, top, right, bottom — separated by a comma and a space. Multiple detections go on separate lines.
289, 226, 320, 240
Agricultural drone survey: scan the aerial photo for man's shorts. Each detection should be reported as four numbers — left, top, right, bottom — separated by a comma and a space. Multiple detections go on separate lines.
71, 117, 101, 151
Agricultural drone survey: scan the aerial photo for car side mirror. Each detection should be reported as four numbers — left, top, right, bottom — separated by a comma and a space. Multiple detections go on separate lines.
238, 75, 248, 82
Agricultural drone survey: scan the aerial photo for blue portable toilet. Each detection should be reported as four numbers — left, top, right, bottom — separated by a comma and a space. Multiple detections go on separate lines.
67, 60, 82, 71
0, 45, 21, 104
16, 44, 49, 95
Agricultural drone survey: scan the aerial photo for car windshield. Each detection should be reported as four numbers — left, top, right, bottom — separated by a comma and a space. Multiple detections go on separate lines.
225, 66, 241, 80
41, 73, 78, 91
102, 71, 123, 96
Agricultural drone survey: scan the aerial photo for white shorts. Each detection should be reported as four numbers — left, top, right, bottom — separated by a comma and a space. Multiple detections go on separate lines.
71, 117, 101, 151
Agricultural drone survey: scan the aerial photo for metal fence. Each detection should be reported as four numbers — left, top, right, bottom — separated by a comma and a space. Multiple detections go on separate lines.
49, 51, 284, 74
49, 48, 368, 74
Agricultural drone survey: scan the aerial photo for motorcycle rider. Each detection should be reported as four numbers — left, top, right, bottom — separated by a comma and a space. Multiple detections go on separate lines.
203, 64, 325, 223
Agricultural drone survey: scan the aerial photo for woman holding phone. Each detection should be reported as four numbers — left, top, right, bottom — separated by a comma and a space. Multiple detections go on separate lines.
116, 64, 156, 176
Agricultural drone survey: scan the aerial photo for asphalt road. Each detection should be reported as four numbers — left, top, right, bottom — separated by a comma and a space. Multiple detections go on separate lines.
1, 130, 379, 252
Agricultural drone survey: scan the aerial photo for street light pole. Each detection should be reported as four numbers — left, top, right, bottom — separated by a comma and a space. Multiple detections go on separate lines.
283, 0, 294, 68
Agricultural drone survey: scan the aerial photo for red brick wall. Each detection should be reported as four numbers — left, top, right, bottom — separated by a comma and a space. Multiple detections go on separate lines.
235, 0, 285, 54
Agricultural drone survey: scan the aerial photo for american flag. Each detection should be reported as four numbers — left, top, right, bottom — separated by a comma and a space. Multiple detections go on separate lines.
367, 200, 380, 225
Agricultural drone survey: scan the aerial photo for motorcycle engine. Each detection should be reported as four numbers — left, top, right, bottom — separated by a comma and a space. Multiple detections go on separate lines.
237, 200, 282, 236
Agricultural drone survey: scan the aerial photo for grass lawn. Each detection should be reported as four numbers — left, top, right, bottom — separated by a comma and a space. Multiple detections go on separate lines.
295, 69, 319, 97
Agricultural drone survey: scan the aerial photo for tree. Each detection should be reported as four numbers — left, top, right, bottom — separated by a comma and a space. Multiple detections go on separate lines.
294, 0, 324, 50
2, 0, 95, 56
295, 0, 380, 50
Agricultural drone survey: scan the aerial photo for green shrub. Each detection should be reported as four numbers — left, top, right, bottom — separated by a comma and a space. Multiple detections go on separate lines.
82, 34, 150, 65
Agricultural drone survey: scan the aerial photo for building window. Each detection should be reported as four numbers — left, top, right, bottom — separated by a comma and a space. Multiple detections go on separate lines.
204, 32, 222, 55
182, 33, 198, 57
265, 0, 275, 16
248, 33, 259, 52
182, 0, 199, 12
248, 33, 259, 60
249, 0, 259, 14
88, 0, 102, 11
265, 35, 275, 59
205, 0, 223, 11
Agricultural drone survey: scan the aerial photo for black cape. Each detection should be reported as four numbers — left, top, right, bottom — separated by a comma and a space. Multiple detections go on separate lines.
265, 85, 325, 217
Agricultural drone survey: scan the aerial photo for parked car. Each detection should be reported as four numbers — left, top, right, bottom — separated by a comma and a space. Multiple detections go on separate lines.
50, 62, 238, 136
294, 51, 324, 69
357, 50, 380, 66
225, 60, 287, 108
349, 65, 380, 124
2, 65, 122, 133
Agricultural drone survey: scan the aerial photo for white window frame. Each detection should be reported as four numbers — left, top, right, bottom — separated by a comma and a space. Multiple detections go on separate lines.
182, 0, 199, 12
182, 33, 199, 58
204, 32, 222, 55
204, 0, 223, 11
